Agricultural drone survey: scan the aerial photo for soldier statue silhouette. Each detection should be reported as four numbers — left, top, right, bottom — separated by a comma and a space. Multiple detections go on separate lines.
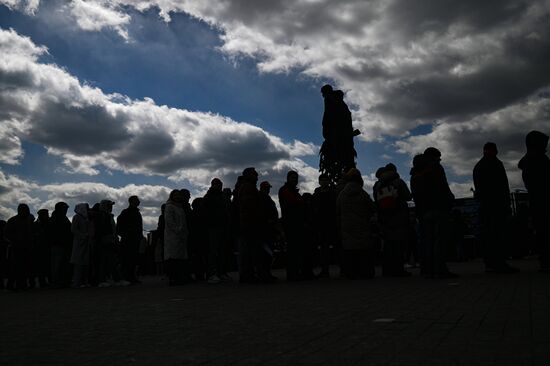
319, 84, 360, 185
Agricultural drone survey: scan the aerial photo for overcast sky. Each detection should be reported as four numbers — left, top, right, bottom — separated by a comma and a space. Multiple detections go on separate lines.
1, 0, 548, 228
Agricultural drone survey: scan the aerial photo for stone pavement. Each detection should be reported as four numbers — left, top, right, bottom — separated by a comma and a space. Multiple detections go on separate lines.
1, 259, 549, 366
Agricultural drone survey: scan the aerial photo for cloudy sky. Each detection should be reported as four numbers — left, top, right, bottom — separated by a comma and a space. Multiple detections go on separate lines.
1, 0, 548, 228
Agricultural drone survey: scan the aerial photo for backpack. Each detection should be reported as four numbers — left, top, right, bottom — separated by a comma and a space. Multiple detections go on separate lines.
376, 183, 399, 211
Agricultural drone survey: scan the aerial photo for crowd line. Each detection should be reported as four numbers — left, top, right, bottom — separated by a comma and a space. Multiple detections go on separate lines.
1, 130, 548, 290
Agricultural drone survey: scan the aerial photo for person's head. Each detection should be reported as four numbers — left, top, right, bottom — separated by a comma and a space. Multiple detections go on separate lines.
54, 202, 69, 216
191, 197, 203, 210
37, 209, 49, 221
344, 168, 363, 186
525, 130, 549, 154
161, 203, 166, 213
424, 147, 442, 162
210, 178, 223, 192
259, 181, 272, 194
17, 203, 30, 217
100, 199, 115, 213
483, 142, 498, 157
180, 189, 191, 204
321, 84, 333, 97
128, 195, 140, 208
385, 163, 397, 173
375, 167, 386, 179
318, 173, 330, 188
74, 203, 89, 218
286, 170, 299, 187
242, 167, 259, 184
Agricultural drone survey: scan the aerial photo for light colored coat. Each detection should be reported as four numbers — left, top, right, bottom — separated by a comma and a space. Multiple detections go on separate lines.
337, 182, 376, 250
70, 203, 91, 265
164, 200, 189, 260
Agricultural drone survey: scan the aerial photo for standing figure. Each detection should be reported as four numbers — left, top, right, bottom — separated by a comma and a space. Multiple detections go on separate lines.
49, 202, 72, 288
5, 204, 34, 290
164, 190, 189, 286
473, 142, 518, 273
32, 209, 51, 287
117, 196, 144, 284
336, 168, 376, 279
319, 84, 359, 185
71, 203, 91, 288
518, 131, 550, 272
312, 174, 338, 278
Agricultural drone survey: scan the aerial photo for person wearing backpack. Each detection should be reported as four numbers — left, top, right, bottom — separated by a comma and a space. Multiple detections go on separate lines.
374, 164, 413, 277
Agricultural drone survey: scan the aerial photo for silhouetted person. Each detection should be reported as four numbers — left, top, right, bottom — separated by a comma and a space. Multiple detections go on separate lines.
238, 167, 263, 283
96, 200, 126, 287
259, 181, 279, 282
189, 197, 208, 281
30, 209, 51, 287
154, 204, 166, 276
279, 170, 313, 281
411, 148, 457, 278
336, 168, 376, 279
312, 173, 338, 278
203, 178, 232, 283
5, 204, 34, 290
374, 164, 412, 277
117, 195, 144, 283
473, 142, 518, 273
49, 202, 72, 288
518, 130, 550, 272
71, 203, 91, 288
164, 190, 190, 286
319, 85, 358, 185
0, 220, 7, 289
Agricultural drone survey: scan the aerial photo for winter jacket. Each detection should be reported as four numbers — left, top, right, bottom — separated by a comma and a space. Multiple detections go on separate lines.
5, 214, 34, 249
374, 171, 412, 241
49, 210, 72, 249
164, 200, 189, 260
203, 189, 230, 229
117, 206, 143, 244
278, 183, 305, 232
473, 155, 511, 212
518, 131, 550, 213
70, 204, 91, 265
336, 181, 376, 250
411, 161, 454, 217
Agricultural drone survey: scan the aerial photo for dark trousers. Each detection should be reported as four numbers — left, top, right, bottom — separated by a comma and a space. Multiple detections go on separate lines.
421, 210, 451, 276
7, 246, 32, 290
120, 240, 139, 282
239, 234, 260, 281
341, 249, 374, 279
98, 242, 120, 283
207, 227, 227, 277
480, 208, 509, 270
50, 246, 70, 287
285, 227, 314, 280
532, 210, 550, 269
383, 240, 406, 275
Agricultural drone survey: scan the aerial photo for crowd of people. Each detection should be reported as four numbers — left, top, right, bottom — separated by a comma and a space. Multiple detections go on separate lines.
1, 130, 548, 291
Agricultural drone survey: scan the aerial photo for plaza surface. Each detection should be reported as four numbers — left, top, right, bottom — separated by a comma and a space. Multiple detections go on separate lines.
1, 259, 549, 366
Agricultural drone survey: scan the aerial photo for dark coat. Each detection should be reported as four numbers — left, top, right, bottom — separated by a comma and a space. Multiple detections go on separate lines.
518, 131, 550, 213
203, 189, 230, 229
116, 206, 143, 244
49, 210, 72, 249
411, 161, 455, 217
374, 171, 412, 241
259, 192, 279, 241
473, 155, 511, 212
5, 214, 34, 249
312, 186, 338, 239
278, 183, 305, 232
238, 180, 263, 236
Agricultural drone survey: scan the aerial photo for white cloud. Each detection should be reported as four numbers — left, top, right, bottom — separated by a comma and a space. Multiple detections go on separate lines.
68, 0, 131, 40
0, 0, 39, 15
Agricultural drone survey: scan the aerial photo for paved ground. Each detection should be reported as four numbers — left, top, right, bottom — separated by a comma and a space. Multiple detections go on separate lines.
1, 259, 549, 366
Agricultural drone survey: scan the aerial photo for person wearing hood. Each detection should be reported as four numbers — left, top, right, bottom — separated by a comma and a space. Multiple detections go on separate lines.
117, 195, 144, 284
279, 170, 314, 281
164, 189, 190, 286
5, 204, 35, 290
336, 168, 376, 279
411, 148, 457, 278
32, 209, 51, 287
518, 130, 550, 272
70, 203, 92, 288
49, 202, 72, 288
96, 200, 126, 287
374, 164, 413, 277
473, 142, 518, 274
